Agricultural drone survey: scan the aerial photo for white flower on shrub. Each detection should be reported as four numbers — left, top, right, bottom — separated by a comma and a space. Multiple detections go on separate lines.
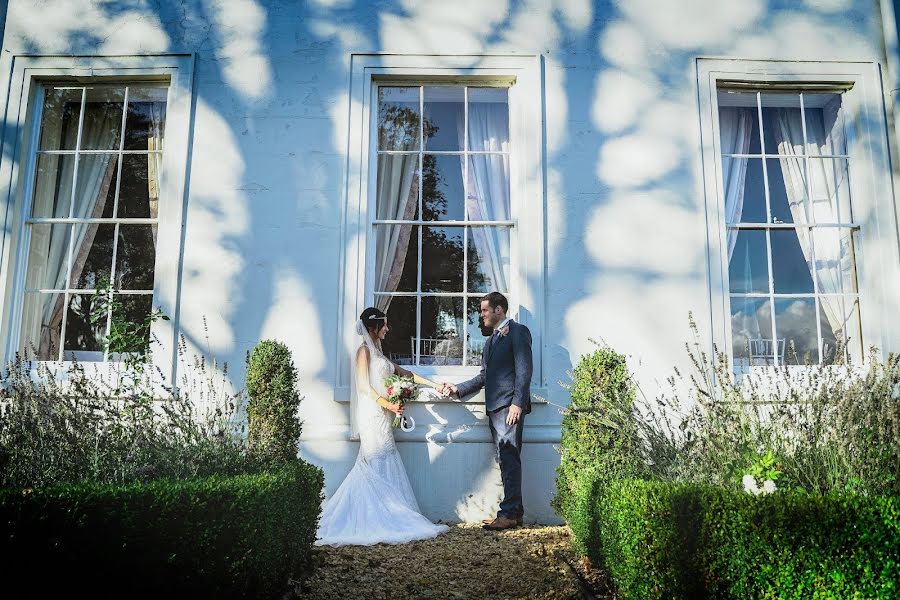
743, 474, 777, 495
742, 474, 760, 495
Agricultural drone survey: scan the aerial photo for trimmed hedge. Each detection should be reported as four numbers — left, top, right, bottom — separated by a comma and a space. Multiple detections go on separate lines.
0, 460, 324, 599
571, 475, 900, 599
553, 346, 642, 521
246, 339, 304, 464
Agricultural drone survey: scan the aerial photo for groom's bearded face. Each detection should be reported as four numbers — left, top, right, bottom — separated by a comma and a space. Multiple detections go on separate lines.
480, 300, 504, 329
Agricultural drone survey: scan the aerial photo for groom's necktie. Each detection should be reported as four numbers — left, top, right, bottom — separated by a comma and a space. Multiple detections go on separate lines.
486, 329, 499, 363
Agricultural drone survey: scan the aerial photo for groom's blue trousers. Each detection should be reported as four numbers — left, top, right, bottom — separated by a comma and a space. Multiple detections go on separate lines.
488, 404, 525, 520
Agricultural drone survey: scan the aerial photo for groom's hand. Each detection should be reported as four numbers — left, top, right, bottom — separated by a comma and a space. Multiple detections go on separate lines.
506, 404, 522, 426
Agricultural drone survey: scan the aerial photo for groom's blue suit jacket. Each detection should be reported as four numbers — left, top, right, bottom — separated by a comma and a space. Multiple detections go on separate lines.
457, 319, 533, 414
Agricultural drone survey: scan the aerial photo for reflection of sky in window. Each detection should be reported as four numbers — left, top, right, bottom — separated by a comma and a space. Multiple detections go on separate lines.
729, 229, 768, 293
423, 99, 462, 151
426, 154, 464, 220
771, 230, 813, 293
766, 158, 794, 224
741, 158, 766, 222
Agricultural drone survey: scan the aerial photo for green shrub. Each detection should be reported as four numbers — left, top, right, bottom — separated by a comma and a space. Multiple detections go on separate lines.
0, 336, 250, 489
571, 474, 900, 599
0, 460, 324, 598
553, 343, 643, 521
635, 316, 900, 496
245, 340, 303, 463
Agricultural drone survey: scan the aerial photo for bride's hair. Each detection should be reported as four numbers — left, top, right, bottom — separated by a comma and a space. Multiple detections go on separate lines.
359, 306, 387, 335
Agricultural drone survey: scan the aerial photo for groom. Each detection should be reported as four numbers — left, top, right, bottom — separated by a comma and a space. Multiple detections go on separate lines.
441, 292, 533, 530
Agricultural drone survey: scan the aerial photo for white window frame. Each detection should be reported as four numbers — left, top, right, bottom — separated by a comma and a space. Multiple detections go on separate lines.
337, 54, 546, 404
0, 54, 195, 381
697, 58, 900, 368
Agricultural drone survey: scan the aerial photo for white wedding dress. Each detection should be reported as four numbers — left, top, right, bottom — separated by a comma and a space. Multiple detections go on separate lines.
315, 337, 449, 546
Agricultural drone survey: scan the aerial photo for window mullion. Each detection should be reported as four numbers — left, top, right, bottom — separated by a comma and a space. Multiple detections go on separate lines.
462, 86, 469, 367
757, 92, 779, 366
798, 93, 824, 365
416, 85, 423, 366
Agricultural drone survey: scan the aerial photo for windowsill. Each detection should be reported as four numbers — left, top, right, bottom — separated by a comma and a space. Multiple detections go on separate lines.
333, 384, 549, 404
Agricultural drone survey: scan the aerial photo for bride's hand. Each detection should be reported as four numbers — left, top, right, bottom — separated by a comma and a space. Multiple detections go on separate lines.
388, 403, 404, 415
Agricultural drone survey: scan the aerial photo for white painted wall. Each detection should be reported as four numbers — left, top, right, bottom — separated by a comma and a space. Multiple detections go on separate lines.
0, 0, 898, 524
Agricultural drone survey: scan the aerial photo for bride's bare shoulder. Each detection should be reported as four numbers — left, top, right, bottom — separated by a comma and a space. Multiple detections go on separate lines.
356, 344, 370, 360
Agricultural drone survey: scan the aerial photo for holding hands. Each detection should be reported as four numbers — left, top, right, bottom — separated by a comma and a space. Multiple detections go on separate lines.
437, 382, 458, 398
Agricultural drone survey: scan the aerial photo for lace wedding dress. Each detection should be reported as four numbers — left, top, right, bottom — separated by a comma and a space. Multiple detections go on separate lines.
315, 328, 449, 546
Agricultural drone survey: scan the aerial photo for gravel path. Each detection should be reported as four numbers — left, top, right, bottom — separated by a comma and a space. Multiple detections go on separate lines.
293, 524, 615, 599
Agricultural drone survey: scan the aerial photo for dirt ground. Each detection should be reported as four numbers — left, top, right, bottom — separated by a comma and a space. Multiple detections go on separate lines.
293, 524, 616, 600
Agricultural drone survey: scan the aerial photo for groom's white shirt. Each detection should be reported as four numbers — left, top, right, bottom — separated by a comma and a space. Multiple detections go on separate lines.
494, 316, 511, 333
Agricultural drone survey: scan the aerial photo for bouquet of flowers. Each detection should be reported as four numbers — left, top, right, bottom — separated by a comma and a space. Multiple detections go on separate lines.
384, 374, 418, 429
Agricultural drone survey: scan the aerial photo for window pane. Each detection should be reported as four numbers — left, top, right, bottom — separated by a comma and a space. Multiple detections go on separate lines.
63, 293, 106, 361
373, 224, 417, 293
25, 224, 72, 290
467, 227, 510, 293
760, 93, 801, 155
118, 153, 160, 218
422, 154, 464, 221
70, 223, 115, 290
115, 225, 157, 290
803, 94, 845, 155
20, 292, 63, 360
468, 87, 509, 152
378, 87, 420, 151
421, 226, 463, 292
32, 154, 76, 218
420, 296, 463, 365
112, 294, 153, 355
730, 296, 772, 367
39, 87, 82, 151
808, 158, 851, 223
80, 87, 125, 151
375, 153, 419, 221
724, 157, 766, 223
775, 297, 819, 364
771, 229, 814, 294
820, 296, 861, 365
466, 154, 510, 221
728, 229, 768, 293
124, 86, 167, 151
813, 228, 857, 295
766, 157, 808, 224
381, 296, 416, 365
74, 154, 117, 219
423, 86, 463, 151
466, 297, 490, 366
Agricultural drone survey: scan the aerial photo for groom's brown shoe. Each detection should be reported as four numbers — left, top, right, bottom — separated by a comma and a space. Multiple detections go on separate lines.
483, 516, 521, 530
482, 516, 523, 526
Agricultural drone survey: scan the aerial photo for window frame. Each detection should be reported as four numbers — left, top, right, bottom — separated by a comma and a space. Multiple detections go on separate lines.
370, 82, 515, 368
0, 54, 195, 381
338, 54, 546, 403
696, 58, 900, 369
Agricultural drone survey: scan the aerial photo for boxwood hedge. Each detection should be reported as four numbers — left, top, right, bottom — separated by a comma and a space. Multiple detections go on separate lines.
0, 460, 324, 599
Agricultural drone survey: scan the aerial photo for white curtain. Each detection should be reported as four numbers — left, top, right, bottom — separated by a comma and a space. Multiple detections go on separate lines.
774, 97, 854, 347
719, 107, 759, 363
373, 152, 418, 312
720, 107, 753, 259
461, 102, 510, 293
147, 101, 164, 244
24, 98, 121, 359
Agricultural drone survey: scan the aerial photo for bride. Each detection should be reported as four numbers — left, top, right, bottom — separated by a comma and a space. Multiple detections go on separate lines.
315, 306, 450, 546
